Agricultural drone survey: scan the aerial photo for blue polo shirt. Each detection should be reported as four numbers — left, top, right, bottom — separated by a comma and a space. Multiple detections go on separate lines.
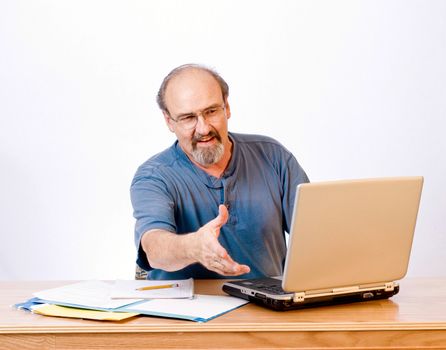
130, 132, 309, 280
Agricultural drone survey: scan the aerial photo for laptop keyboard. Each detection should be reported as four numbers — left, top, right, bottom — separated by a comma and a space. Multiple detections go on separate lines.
242, 278, 289, 295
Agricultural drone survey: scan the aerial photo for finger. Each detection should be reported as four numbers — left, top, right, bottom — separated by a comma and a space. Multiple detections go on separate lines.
236, 264, 251, 274
205, 255, 231, 273
210, 264, 250, 276
207, 255, 251, 276
218, 204, 229, 223
207, 260, 235, 276
221, 260, 250, 275
205, 205, 229, 234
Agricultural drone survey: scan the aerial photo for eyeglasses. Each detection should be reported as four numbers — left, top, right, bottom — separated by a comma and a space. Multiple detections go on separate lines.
168, 104, 226, 130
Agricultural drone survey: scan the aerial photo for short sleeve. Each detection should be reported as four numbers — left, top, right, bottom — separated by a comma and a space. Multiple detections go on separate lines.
281, 154, 310, 233
130, 171, 176, 271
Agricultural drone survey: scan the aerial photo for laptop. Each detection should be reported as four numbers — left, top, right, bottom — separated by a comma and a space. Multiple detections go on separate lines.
223, 176, 423, 311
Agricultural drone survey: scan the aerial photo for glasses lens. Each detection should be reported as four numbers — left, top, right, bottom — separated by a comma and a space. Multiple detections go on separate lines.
177, 115, 198, 129
174, 105, 225, 129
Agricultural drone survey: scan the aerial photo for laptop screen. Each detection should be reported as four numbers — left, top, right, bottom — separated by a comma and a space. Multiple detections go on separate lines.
282, 177, 423, 292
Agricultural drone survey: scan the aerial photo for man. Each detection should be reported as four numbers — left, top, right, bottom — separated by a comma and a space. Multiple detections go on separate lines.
131, 64, 309, 280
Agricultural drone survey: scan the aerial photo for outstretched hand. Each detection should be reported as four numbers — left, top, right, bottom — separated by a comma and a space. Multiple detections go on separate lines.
193, 204, 250, 276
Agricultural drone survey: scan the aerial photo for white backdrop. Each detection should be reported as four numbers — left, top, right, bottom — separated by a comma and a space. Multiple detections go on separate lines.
1, 0, 445, 280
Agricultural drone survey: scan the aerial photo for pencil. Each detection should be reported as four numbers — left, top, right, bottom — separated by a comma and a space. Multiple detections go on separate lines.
136, 283, 179, 291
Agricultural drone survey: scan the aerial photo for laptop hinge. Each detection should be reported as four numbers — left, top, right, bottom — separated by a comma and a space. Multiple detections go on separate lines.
384, 282, 395, 291
292, 282, 396, 303
293, 292, 305, 303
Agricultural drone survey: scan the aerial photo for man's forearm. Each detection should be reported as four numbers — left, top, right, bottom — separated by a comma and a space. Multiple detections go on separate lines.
139, 206, 250, 276
140, 229, 197, 271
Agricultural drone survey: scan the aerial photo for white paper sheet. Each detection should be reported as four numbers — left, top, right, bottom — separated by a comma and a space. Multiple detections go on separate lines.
33, 281, 142, 310
110, 278, 194, 299
122, 294, 249, 322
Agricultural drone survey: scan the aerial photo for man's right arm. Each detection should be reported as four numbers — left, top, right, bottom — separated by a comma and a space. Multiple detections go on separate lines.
140, 229, 196, 272
140, 205, 250, 276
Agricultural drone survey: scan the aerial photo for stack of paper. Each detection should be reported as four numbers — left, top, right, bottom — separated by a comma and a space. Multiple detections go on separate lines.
15, 281, 142, 321
15, 279, 248, 322
33, 280, 143, 310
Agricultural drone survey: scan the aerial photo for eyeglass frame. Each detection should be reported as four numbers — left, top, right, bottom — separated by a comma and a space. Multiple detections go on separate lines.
166, 103, 227, 130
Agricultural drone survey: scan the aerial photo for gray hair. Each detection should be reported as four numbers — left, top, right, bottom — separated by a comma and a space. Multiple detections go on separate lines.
156, 63, 229, 114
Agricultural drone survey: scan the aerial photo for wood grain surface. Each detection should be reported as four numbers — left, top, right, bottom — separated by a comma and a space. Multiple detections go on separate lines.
1, 278, 445, 349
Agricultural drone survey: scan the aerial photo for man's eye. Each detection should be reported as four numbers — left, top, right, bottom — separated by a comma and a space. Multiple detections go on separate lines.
179, 115, 196, 122
205, 108, 218, 116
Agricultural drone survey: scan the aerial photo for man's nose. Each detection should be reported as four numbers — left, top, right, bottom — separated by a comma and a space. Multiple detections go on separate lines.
195, 115, 212, 134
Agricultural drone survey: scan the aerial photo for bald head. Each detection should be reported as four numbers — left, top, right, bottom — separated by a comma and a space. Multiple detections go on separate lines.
157, 64, 229, 114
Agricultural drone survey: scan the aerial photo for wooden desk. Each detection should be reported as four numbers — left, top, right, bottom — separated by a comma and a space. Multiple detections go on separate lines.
1, 278, 446, 349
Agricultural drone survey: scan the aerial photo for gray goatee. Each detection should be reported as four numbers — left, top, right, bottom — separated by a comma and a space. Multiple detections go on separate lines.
191, 131, 224, 166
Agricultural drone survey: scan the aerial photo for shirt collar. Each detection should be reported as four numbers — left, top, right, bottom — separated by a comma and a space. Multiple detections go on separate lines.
174, 133, 238, 189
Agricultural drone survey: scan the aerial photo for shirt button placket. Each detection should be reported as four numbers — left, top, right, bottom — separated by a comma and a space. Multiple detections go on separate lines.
224, 182, 237, 225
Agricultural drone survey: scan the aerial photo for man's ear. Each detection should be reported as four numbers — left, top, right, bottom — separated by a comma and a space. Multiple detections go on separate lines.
163, 112, 175, 133
224, 99, 231, 120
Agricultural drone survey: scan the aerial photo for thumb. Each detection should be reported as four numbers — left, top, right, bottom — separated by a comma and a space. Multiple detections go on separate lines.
216, 204, 229, 227
206, 204, 229, 236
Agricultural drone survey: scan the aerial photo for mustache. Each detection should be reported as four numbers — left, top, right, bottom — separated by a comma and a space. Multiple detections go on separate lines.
192, 130, 221, 144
